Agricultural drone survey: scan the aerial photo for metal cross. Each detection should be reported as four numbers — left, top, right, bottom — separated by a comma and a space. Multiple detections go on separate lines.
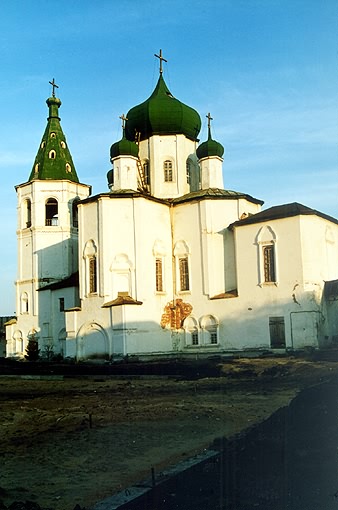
119, 114, 128, 129
206, 112, 213, 130
49, 78, 59, 97
154, 49, 167, 74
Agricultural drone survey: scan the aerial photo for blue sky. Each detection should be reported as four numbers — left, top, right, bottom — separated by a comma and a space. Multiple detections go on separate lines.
0, 0, 337, 315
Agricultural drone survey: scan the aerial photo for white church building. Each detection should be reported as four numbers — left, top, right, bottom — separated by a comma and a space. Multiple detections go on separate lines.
6, 57, 338, 360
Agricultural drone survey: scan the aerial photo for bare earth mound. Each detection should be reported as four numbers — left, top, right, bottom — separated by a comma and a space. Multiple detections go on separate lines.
1, 356, 337, 510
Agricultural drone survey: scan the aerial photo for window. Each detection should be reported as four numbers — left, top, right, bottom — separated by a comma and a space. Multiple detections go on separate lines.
50, 132, 56, 138
210, 331, 218, 344
49, 150, 56, 159
59, 298, 65, 312
179, 257, 190, 291
143, 161, 150, 185
72, 199, 79, 228
256, 225, 277, 286
155, 258, 163, 292
65, 163, 72, 173
183, 316, 199, 346
263, 245, 276, 283
41, 141, 46, 149
164, 160, 173, 182
174, 241, 190, 293
25, 199, 31, 228
186, 160, 191, 184
84, 240, 98, 296
45, 198, 58, 226
34, 163, 39, 175
60, 141, 66, 148
89, 257, 97, 293
192, 331, 199, 345
201, 315, 219, 345
21, 292, 29, 314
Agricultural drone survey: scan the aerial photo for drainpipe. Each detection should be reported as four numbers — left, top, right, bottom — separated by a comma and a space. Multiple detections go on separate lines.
170, 202, 176, 306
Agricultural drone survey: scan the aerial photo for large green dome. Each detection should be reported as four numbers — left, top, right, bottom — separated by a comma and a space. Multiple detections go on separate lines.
125, 75, 201, 142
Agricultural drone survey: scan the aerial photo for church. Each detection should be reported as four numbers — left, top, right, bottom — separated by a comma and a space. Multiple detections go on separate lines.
5, 53, 338, 360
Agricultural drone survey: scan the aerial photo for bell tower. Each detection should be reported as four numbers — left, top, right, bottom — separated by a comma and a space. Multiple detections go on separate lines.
9, 80, 91, 356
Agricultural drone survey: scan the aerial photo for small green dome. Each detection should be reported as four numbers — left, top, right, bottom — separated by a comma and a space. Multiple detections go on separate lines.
196, 127, 224, 160
110, 130, 139, 160
125, 75, 201, 142
107, 168, 114, 186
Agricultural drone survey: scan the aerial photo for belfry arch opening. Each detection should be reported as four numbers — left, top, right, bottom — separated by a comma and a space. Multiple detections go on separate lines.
45, 198, 58, 226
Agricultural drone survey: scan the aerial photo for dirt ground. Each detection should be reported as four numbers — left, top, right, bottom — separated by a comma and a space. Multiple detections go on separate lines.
1, 356, 337, 510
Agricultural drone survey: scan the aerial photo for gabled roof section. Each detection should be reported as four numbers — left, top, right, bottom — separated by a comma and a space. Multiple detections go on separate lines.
172, 188, 263, 206
102, 295, 143, 307
29, 96, 79, 183
230, 202, 338, 229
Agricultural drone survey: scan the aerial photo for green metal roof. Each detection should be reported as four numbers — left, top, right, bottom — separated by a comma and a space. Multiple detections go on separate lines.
125, 75, 201, 142
28, 96, 79, 183
172, 188, 263, 205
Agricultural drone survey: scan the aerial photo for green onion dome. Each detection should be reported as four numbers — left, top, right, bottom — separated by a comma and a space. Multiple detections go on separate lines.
110, 129, 139, 160
196, 126, 224, 160
125, 75, 201, 142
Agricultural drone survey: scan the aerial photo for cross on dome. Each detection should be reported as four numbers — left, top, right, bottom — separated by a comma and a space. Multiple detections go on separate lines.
119, 114, 128, 129
154, 49, 167, 74
49, 78, 59, 98
206, 112, 213, 130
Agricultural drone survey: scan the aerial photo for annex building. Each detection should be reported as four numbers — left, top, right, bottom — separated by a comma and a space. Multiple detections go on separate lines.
6, 56, 338, 360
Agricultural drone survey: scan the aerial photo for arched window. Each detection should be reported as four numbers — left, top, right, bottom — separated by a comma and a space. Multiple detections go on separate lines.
72, 198, 80, 228
50, 132, 56, 138
24, 199, 31, 228
163, 160, 173, 182
49, 150, 56, 159
60, 141, 66, 148
84, 240, 98, 296
45, 198, 58, 226
256, 225, 278, 285
200, 315, 219, 345
13, 330, 24, 354
21, 292, 29, 314
183, 316, 200, 346
65, 163, 72, 173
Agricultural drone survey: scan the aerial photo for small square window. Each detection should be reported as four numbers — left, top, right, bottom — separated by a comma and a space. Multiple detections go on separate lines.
210, 332, 218, 344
